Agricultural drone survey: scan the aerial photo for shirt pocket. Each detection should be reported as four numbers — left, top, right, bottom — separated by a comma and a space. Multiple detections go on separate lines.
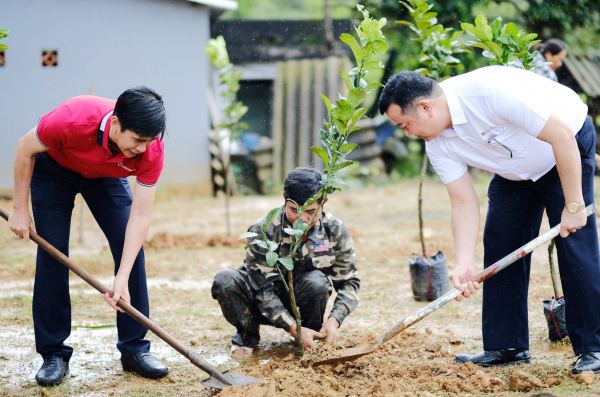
486, 128, 525, 159
311, 253, 336, 269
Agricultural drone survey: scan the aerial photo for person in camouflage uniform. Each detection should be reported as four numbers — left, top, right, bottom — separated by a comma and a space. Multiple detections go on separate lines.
211, 167, 360, 357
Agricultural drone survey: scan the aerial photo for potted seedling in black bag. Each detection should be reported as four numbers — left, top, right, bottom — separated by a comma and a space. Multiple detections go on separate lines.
543, 239, 569, 341
397, 0, 465, 300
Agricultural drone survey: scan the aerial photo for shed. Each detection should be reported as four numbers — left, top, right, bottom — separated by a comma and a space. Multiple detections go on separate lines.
0, 0, 237, 192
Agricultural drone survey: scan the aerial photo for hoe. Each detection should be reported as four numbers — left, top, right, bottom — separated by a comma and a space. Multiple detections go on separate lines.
0, 205, 260, 390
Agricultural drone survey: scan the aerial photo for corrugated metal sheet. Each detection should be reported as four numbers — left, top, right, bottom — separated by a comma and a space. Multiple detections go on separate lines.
563, 54, 600, 98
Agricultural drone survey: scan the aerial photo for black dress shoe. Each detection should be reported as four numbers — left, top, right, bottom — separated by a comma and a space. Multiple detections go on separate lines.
35, 356, 69, 386
573, 352, 600, 374
455, 349, 531, 367
121, 352, 169, 379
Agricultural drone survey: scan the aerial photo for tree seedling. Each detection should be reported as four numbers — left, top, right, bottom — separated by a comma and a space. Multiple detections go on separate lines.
461, 14, 546, 71
205, 35, 249, 236
239, 4, 388, 355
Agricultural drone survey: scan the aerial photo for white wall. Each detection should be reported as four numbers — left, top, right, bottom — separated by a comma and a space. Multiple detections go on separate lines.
0, 0, 212, 190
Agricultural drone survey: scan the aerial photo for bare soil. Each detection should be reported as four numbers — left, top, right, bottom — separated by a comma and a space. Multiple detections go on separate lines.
1, 177, 600, 396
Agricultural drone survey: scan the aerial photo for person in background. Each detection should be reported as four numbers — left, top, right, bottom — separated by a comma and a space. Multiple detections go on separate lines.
532, 39, 568, 82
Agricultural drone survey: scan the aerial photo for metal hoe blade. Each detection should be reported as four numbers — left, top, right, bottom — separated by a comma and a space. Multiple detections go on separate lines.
313, 345, 378, 366
201, 372, 262, 390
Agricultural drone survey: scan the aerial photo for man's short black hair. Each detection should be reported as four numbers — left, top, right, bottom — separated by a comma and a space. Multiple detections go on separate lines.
283, 167, 325, 206
378, 71, 442, 116
114, 86, 166, 139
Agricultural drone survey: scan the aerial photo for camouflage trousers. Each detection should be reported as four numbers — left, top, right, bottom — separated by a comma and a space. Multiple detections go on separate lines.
211, 269, 333, 348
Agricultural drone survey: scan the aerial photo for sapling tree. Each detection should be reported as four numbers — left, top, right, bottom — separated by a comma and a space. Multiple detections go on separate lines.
397, 0, 466, 256
461, 14, 544, 71
397, 0, 467, 82
204, 36, 248, 236
239, 4, 388, 355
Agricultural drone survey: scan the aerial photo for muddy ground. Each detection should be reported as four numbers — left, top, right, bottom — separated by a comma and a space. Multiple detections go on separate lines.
1, 176, 600, 396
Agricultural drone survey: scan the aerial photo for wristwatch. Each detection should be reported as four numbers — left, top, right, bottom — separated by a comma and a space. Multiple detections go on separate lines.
565, 203, 585, 213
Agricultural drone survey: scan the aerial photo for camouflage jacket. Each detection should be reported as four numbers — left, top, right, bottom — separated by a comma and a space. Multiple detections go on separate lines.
245, 206, 360, 331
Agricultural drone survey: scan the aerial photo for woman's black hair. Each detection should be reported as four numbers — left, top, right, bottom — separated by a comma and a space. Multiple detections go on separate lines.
283, 167, 325, 206
113, 86, 166, 139
378, 71, 442, 116
534, 38, 567, 56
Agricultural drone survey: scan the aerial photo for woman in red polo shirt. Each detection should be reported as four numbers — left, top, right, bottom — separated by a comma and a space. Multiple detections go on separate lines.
8, 87, 169, 386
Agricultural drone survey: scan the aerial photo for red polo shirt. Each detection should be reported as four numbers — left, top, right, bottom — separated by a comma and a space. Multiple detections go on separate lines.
36, 95, 164, 187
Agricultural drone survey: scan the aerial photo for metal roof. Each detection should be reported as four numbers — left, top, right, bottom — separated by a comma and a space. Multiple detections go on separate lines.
186, 0, 238, 10
562, 53, 600, 98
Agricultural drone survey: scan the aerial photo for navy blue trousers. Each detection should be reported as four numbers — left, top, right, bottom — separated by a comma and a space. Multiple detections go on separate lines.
31, 152, 151, 360
482, 117, 600, 355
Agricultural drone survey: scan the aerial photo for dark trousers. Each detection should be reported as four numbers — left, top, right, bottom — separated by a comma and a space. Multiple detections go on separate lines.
211, 268, 333, 348
482, 117, 600, 355
31, 152, 151, 360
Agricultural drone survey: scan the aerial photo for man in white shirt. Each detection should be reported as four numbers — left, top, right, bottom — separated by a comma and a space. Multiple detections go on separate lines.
379, 66, 600, 373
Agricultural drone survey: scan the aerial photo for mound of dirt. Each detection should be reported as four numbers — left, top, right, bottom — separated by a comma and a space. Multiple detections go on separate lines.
146, 232, 243, 249
218, 329, 565, 397
578, 370, 596, 386
508, 370, 544, 392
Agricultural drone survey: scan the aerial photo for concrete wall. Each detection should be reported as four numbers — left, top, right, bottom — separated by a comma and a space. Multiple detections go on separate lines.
0, 0, 212, 191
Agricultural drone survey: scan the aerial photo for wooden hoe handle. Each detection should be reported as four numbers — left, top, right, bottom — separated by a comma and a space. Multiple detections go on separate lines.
0, 205, 233, 386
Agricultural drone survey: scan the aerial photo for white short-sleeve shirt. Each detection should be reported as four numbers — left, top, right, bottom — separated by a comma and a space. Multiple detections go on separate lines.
426, 66, 588, 184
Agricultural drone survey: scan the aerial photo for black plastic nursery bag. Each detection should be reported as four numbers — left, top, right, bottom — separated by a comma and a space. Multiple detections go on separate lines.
409, 251, 450, 302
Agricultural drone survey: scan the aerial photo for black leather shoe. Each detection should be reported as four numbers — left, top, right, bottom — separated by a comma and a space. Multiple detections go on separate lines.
455, 349, 531, 367
573, 352, 600, 374
35, 356, 69, 386
121, 352, 169, 379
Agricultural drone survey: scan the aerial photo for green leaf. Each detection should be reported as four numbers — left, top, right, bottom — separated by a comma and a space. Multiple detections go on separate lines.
450, 30, 464, 42
487, 42, 504, 58
239, 232, 259, 240
339, 71, 353, 92
340, 33, 363, 63
469, 42, 491, 52
0, 44, 8, 50
320, 94, 332, 115
379, 18, 387, 28
474, 13, 488, 29
339, 142, 358, 153
522, 33, 537, 41
363, 82, 383, 92
461, 23, 478, 39
334, 161, 354, 172
506, 23, 519, 36
371, 40, 388, 55
267, 240, 278, 252
337, 99, 355, 120
351, 108, 368, 125
263, 207, 280, 233
284, 228, 305, 237
491, 17, 502, 39
400, 1, 414, 13
396, 20, 416, 28
265, 273, 278, 278
278, 256, 294, 271
312, 147, 330, 167
363, 60, 383, 70
347, 87, 367, 107
266, 251, 278, 267
255, 240, 269, 250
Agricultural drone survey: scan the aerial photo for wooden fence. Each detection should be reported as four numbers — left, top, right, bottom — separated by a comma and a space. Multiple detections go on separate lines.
252, 56, 383, 186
